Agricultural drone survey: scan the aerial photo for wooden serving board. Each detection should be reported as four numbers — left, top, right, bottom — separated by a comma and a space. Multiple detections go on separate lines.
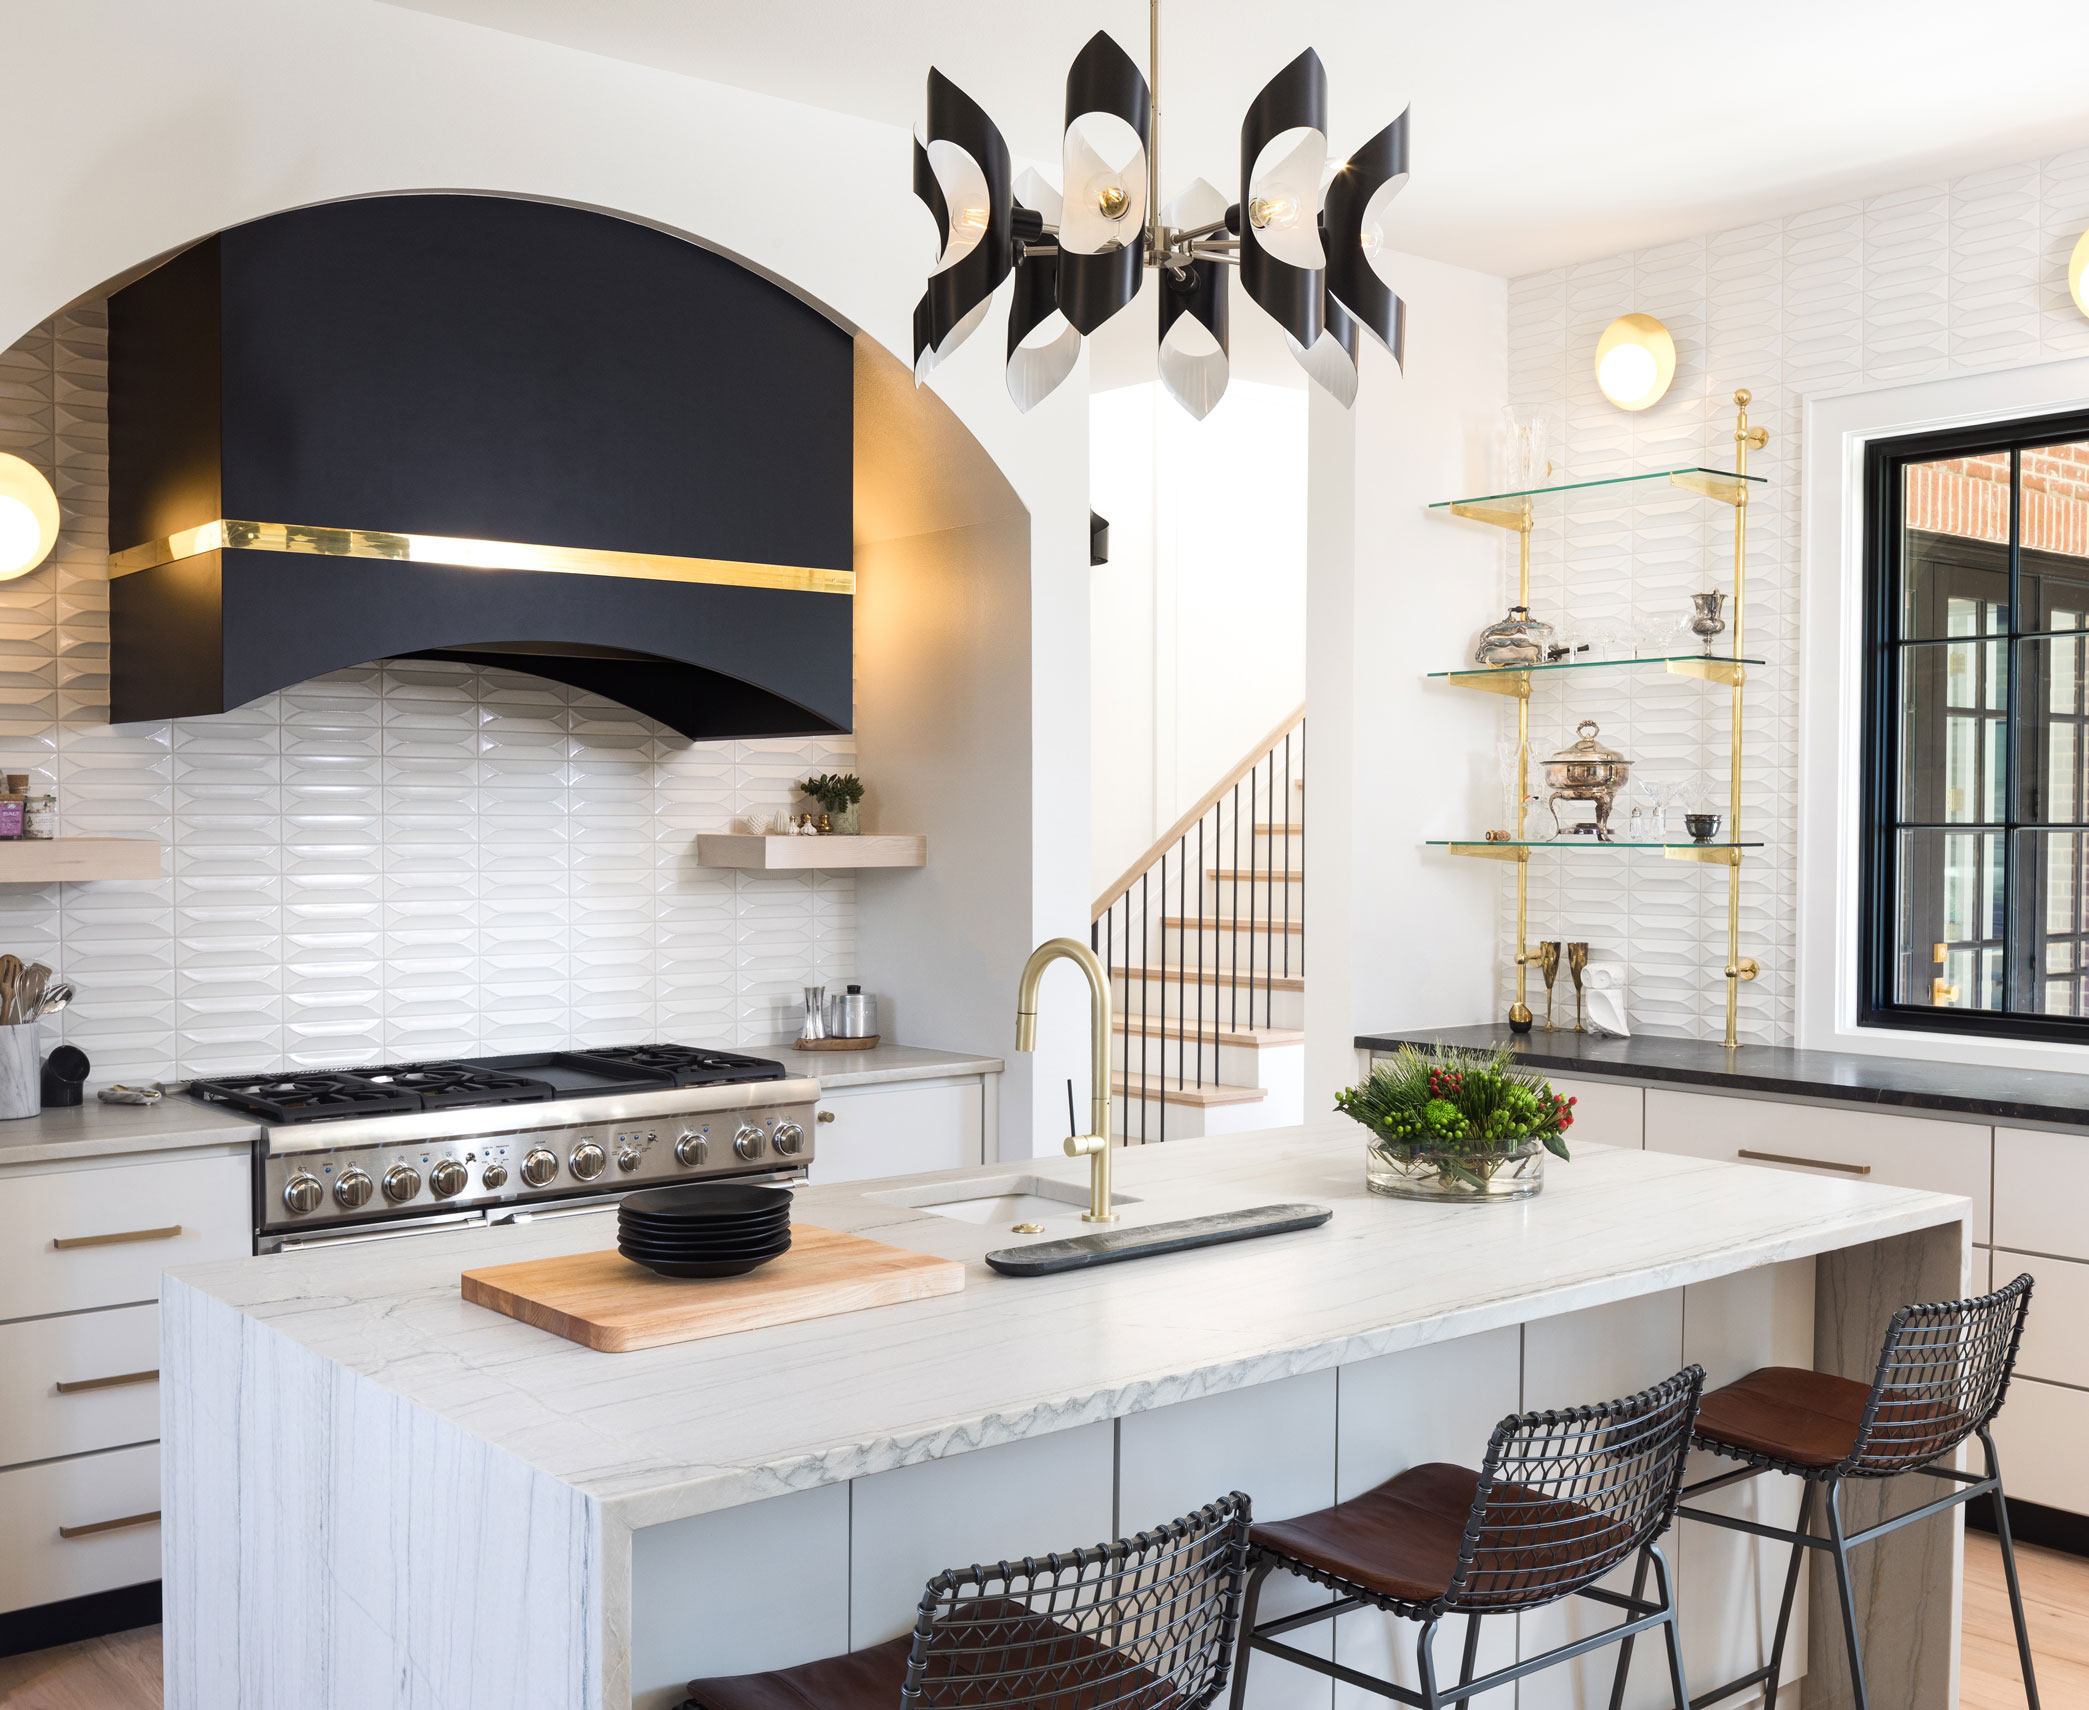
460, 1224, 964, 1353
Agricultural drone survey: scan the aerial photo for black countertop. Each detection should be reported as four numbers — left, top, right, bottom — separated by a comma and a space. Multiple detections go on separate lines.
1353, 1024, 2089, 1129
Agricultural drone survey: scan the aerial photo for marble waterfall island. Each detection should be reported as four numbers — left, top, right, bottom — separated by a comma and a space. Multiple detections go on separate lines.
161, 1123, 1970, 1710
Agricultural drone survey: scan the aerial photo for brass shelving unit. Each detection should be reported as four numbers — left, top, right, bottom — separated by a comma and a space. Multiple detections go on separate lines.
1427, 390, 1770, 1049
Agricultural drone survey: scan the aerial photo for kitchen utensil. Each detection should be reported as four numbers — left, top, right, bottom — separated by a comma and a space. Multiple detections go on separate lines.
40, 1043, 88, 1108
1685, 813, 1723, 844
35, 982, 73, 1018
1473, 605, 1554, 667
18, 963, 50, 1023
1543, 722, 1634, 842
1568, 942, 1590, 1033
460, 1225, 966, 1352
1538, 940, 1562, 1030
0, 955, 22, 1026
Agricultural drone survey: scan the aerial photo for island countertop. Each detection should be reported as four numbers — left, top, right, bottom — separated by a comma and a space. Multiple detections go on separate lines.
162, 1119, 1966, 1534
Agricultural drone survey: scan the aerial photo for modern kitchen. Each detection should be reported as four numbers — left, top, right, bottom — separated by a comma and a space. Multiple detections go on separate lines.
3, 3, 2089, 1708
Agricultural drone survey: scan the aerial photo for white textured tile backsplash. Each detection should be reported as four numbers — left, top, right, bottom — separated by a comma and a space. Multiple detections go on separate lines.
1501, 144, 2089, 1046
0, 301, 855, 1083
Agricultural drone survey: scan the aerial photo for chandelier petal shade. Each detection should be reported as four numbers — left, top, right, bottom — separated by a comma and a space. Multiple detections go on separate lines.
913, 0, 1408, 416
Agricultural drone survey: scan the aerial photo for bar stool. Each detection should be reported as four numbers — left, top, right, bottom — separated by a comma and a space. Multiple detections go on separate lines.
1230, 1365, 1706, 1710
676, 1492, 1251, 1710
1678, 1271, 2039, 1710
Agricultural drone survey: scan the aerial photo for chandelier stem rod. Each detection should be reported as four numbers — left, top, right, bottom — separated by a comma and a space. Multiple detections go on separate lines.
1147, 0, 1163, 266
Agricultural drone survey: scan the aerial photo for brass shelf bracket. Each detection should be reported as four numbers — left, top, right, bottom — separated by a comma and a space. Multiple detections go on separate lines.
1665, 657, 1746, 688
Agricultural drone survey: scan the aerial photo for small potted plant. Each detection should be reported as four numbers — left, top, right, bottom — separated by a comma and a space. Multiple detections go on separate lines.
1335, 1042, 1574, 1201
797, 773, 865, 835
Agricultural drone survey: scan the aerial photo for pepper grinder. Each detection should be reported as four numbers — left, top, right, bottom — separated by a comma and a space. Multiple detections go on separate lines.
1568, 942, 1590, 1033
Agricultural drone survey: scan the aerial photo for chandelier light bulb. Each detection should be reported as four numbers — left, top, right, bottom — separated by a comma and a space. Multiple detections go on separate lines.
1096, 184, 1130, 221
0, 455, 60, 580
1593, 313, 1677, 411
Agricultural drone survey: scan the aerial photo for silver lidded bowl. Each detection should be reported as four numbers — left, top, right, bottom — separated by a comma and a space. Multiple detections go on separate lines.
1473, 606, 1554, 667
1543, 720, 1633, 840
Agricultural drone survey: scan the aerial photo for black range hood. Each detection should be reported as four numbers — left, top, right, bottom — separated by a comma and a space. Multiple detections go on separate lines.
107, 195, 854, 740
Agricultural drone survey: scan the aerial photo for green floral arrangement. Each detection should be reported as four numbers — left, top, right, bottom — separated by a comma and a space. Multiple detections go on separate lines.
797, 773, 865, 812
1336, 1043, 1574, 1185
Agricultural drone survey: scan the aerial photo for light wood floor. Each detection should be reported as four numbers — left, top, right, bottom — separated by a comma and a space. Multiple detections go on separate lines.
0, 1535, 2078, 1706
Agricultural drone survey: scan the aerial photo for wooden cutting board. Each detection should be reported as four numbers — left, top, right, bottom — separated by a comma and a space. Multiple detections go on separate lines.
460, 1224, 965, 1353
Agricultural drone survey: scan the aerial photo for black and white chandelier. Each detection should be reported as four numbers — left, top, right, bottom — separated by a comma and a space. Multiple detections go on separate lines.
911, 0, 1409, 418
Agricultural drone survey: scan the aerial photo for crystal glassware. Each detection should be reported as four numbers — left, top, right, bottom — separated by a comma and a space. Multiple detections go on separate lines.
1538, 940, 1563, 1030
1568, 942, 1590, 1033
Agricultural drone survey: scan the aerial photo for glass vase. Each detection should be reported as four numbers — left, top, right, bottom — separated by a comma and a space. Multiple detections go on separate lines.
1365, 1138, 1546, 1201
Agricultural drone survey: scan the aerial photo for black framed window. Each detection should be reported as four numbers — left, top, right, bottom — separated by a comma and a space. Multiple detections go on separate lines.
1862, 409, 2089, 1042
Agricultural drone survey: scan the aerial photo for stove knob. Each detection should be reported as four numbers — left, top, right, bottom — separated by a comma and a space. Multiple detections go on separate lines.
429, 1159, 470, 1199
333, 1168, 374, 1209
382, 1164, 422, 1204
733, 1124, 766, 1161
481, 1162, 509, 1190
674, 1130, 708, 1167
520, 1148, 559, 1187
616, 1144, 643, 1173
569, 1140, 607, 1181
282, 1173, 324, 1215
772, 1121, 805, 1157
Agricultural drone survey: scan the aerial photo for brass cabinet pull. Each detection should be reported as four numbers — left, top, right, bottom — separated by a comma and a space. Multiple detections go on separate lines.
816, 1110, 836, 1123
54, 1369, 158, 1395
51, 1225, 182, 1251
1738, 1149, 1871, 1177
58, 1510, 160, 1540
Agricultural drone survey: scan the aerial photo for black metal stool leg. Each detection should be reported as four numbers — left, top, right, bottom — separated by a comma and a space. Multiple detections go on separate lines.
1416, 1617, 1443, 1710
1649, 1544, 1691, 1710
1760, 1478, 1817, 1710
1229, 1557, 1273, 1710
1450, 1611, 1481, 1710
1605, 1547, 1654, 1710
1823, 1479, 1870, 1710
1979, 1428, 2042, 1710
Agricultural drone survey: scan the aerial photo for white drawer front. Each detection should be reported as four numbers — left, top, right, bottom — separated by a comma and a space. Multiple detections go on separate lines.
1992, 1250, 2089, 1390
1644, 1090, 1990, 1241
1545, 1074, 1643, 1150
1992, 1376, 2089, 1518
1994, 1127, 2089, 1262
0, 1153, 250, 1322
0, 1442, 161, 1615
807, 1081, 984, 1186
0, 1303, 159, 1470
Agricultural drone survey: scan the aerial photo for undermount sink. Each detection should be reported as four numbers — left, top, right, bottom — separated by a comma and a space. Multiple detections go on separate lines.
872, 1174, 1138, 1226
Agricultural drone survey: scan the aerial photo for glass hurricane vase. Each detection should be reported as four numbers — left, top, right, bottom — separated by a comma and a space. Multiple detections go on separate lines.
1365, 1137, 1546, 1201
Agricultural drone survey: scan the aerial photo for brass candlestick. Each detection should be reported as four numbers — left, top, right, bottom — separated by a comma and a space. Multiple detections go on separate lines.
1537, 941, 1562, 1031
1568, 942, 1589, 1033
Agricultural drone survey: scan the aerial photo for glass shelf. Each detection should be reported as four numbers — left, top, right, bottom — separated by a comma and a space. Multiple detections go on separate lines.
1428, 839, 1762, 865
1428, 466, 1766, 530
1428, 653, 1761, 692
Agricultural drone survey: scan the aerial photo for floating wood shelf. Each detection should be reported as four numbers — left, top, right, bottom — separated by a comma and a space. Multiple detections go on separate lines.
0, 838, 164, 883
696, 834, 927, 871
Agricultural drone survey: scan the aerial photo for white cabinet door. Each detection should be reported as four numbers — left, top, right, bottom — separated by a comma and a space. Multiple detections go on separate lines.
1545, 1073, 1644, 1149
0, 1302, 159, 1470
1644, 1091, 1991, 1242
1991, 1375, 2089, 1515
0, 1441, 161, 1614
1994, 1127, 2089, 1261
1992, 1249, 2089, 1389
0, 1152, 251, 1323
806, 1080, 985, 1185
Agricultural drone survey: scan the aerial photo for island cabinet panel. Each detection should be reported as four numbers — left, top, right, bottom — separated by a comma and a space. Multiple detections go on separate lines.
0, 1441, 160, 1614
1120, 1371, 1338, 1710
1993, 1126, 2089, 1260
629, 1484, 850, 1710
0, 1302, 159, 1470
1331, 1328, 1521, 1710
848, 1421, 1115, 1648
1643, 1090, 1992, 1245
806, 1080, 986, 1185
1545, 1073, 1644, 1149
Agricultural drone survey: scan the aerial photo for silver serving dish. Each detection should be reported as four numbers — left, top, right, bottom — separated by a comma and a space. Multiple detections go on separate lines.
1473, 605, 1554, 667
1543, 720, 1632, 841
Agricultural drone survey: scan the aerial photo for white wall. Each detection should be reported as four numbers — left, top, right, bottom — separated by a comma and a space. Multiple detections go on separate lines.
1305, 254, 1509, 1112
1504, 146, 2089, 1047
0, 0, 1092, 1149
1089, 380, 1307, 897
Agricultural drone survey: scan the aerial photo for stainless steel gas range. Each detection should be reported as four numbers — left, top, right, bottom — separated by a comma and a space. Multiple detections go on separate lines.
190, 1045, 820, 1253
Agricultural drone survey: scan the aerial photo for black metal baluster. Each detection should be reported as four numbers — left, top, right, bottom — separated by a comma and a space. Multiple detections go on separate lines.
1230, 782, 1241, 1033
1248, 764, 1260, 1031
1139, 871, 1150, 1144
1299, 723, 1306, 980
1196, 817, 1206, 1091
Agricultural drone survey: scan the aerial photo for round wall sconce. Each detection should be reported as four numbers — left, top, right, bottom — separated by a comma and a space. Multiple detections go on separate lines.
0, 454, 59, 580
2071, 229, 2089, 320
1593, 313, 1677, 411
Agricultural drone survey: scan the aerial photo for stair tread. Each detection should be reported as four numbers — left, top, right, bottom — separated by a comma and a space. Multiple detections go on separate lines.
1207, 867, 1305, 880
1162, 915, 1304, 932
1113, 1017, 1305, 1046
1111, 964, 1306, 992
1111, 1075, 1268, 1107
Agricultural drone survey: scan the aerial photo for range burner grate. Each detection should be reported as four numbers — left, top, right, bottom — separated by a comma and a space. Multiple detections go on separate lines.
353, 1063, 558, 1110
192, 1072, 425, 1123
574, 1043, 789, 1087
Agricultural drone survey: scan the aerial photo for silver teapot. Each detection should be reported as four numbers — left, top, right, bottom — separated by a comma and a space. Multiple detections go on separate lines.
1543, 720, 1633, 841
1473, 605, 1554, 667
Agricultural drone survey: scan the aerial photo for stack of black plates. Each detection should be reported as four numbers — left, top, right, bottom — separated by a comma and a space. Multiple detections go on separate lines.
617, 1183, 793, 1278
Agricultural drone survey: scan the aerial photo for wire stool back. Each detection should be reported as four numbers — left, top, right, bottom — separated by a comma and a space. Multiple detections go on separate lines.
1448, 1364, 1705, 1613
1843, 1271, 2032, 1477
902, 1492, 1252, 1710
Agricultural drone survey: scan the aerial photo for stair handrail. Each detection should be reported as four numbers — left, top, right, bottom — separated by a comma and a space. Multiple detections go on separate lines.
1091, 702, 1306, 922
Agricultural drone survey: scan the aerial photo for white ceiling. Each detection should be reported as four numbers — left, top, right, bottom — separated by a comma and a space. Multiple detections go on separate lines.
381, 0, 2089, 277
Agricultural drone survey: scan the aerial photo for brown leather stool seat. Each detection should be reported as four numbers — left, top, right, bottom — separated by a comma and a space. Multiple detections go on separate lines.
1248, 1461, 1624, 1614
1693, 1365, 1969, 1473
684, 1600, 1183, 1710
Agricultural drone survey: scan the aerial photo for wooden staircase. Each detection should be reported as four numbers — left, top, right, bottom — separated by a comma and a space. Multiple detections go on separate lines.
1093, 709, 1305, 1142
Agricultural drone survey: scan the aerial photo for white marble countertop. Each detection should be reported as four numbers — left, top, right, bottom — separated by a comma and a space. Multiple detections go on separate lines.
164, 1121, 1966, 1533
0, 1045, 1001, 1168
